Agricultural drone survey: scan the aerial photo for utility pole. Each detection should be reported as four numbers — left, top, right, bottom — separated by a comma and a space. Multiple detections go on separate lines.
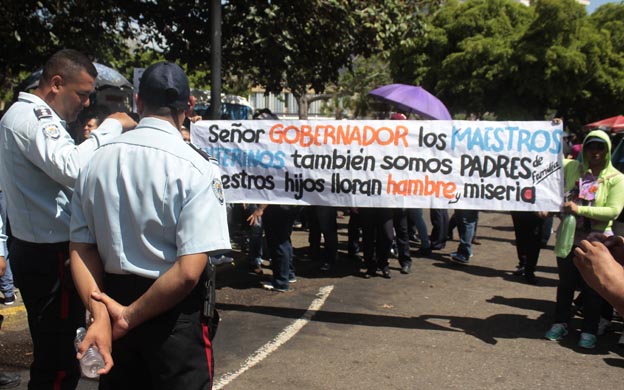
209, 0, 222, 120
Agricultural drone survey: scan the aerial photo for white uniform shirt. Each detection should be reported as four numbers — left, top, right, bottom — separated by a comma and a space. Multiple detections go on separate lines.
70, 117, 231, 279
0, 92, 123, 243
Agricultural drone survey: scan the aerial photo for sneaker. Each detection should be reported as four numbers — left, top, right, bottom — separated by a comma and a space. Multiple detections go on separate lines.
409, 234, 421, 245
545, 323, 568, 341
512, 266, 525, 276
3, 295, 15, 305
262, 282, 289, 292
450, 252, 469, 265
578, 332, 597, 349
288, 276, 297, 283
598, 317, 611, 336
382, 267, 391, 279
320, 262, 331, 271
0, 372, 20, 388
210, 255, 234, 265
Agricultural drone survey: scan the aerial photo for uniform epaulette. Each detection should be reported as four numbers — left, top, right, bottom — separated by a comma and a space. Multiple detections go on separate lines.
188, 142, 218, 164
33, 106, 53, 120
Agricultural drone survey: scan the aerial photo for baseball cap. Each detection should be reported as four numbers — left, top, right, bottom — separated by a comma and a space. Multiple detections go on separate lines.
585, 137, 606, 145
138, 62, 190, 110
390, 113, 407, 120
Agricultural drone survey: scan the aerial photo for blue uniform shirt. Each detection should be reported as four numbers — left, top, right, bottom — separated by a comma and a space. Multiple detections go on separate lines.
70, 117, 231, 279
0, 92, 123, 243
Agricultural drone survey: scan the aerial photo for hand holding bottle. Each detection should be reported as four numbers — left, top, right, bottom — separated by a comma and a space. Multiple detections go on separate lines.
75, 320, 114, 377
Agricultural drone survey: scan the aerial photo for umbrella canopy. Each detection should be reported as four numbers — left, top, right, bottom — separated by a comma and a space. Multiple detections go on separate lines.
19, 62, 132, 91
369, 83, 452, 120
584, 115, 624, 133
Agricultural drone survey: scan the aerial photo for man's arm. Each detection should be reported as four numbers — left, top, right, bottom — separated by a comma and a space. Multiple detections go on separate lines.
69, 242, 113, 375
574, 239, 624, 315
26, 114, 136, 188
91, 252, 209, 340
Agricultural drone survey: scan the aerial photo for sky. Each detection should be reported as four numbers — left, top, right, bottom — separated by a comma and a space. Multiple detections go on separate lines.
586, 0, 621, 13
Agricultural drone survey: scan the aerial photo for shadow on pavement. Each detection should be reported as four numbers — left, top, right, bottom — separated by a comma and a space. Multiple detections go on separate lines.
217, 303, 553, 345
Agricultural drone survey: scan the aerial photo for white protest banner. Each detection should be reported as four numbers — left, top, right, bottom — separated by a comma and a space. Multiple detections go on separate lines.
191, 120, 564, 211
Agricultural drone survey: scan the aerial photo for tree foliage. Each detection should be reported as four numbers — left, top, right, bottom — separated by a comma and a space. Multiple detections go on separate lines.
3, 0, 624, 126
0, 0, 136, 102
390, 0, 624, 128
220, 0, 424, 118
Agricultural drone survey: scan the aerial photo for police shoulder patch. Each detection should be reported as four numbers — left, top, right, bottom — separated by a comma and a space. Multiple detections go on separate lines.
212, 178, 225, 205
34, 107, 53, 120
188, 143, 218, 164
42, 123, 61, 140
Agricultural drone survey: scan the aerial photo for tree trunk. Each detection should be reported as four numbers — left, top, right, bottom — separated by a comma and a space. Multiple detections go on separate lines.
297, 94, 309, 120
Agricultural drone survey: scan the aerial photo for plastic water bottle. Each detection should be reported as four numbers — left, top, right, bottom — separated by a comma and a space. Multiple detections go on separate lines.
554, 214, 577, 258
74, 327, 105, 378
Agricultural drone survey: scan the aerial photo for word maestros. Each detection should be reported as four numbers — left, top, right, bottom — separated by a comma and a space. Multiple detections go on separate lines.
198, 121, 562, 204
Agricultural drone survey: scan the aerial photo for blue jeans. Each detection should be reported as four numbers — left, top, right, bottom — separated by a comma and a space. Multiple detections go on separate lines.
408, 208, 430, 249
0, 191, 13, 297
0, 257, 14, 297
456, 210, 479, 258
263, 206, 298, 290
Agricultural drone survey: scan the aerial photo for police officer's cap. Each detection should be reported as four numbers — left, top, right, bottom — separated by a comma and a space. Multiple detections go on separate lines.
139, 62, 190, 110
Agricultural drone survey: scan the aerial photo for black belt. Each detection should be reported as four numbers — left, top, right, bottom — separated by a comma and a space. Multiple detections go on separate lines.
12, 237, 69, 251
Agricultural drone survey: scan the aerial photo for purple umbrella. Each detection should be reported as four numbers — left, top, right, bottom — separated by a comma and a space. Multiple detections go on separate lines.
369, 83, 452, 120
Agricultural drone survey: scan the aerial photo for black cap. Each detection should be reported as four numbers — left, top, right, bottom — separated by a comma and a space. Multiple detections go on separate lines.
138, 62, 190, 110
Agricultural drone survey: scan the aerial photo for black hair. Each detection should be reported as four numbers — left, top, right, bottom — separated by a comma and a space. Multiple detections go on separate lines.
40, 49, 97, 86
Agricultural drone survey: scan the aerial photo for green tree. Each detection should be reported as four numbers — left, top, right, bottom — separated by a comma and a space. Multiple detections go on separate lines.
0, 1, 137, 104
391, 0, 533, 118
220, 0, 424, 119
513, 0, 592, 120
581, 3, 624, 123
325, 55, 393, 119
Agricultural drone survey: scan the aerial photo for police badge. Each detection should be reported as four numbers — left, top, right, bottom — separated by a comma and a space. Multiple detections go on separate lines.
42, 124, 61, 140
212, 179, 225, 205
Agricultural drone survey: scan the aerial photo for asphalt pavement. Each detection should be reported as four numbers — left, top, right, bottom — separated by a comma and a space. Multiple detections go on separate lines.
1, 211, 623, 389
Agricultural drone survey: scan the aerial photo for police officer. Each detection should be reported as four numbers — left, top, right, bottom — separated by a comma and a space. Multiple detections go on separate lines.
0, 49, 136, 389
69, 62, 230, 389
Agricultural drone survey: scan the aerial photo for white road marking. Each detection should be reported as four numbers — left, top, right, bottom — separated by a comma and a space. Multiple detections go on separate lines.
213, 285, 335, 389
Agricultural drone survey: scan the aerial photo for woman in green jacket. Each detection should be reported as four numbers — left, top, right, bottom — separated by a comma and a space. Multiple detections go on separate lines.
545, 130, 624, 349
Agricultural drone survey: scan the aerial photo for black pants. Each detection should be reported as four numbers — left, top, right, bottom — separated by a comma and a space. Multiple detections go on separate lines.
347, 210, 362, 257
430, 209, 449, 249
10, 239, 83, 390
359, 208, 394, 272
308, 206, 338, 264
100, 274, 216, 390
511, 212, 544, 275
555, 251, 603, 334
393, 209, 411, 267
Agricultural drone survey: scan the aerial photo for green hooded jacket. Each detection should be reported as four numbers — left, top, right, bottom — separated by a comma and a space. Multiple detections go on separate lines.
563, 130, 624, 233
